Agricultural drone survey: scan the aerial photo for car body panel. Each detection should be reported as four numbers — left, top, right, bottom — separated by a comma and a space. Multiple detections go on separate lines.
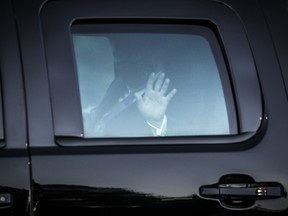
0, 0, 288, 215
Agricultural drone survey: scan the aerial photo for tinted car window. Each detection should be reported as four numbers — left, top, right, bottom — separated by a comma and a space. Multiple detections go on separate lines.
72, 24, 236, 138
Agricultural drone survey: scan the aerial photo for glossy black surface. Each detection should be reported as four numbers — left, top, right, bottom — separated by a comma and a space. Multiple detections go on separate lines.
0, 186, 29, 215
0, 0, 287, 215
32, 183, 288, 215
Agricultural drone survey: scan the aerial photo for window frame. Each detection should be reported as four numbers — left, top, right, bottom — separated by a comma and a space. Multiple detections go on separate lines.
40, 0, 264, 150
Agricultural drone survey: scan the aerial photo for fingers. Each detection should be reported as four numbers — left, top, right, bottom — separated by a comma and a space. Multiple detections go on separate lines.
148, 72, 167, 93
154, 73, 173, 97
146, 72, 155, 92
145, 72, 176, 99
166, 88, 177, 102
159, 78, 170, 95
154, 72, 165, 91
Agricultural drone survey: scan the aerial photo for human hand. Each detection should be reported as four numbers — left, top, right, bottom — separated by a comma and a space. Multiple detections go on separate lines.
134, 72, 176, 128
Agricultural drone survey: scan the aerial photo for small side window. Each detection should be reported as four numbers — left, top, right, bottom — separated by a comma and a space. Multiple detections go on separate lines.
72, 24, 237, 138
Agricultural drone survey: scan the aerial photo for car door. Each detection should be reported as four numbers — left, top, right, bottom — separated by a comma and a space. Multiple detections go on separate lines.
0, 0, 30, 215
13, 0, 288, 215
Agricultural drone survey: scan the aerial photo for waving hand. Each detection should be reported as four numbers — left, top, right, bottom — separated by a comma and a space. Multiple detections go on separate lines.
134, 72, 177, 128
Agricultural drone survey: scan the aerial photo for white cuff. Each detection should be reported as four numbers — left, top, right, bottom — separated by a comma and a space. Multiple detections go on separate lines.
146, 115, 167, 136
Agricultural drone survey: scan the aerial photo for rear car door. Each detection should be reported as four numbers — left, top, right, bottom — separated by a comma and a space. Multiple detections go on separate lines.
13, 0, 288, 215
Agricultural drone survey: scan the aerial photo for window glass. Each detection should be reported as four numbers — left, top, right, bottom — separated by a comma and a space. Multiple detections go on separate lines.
72, 24, 236, 138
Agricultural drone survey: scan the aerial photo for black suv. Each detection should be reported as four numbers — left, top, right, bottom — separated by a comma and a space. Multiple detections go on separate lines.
1, 0, 288, 215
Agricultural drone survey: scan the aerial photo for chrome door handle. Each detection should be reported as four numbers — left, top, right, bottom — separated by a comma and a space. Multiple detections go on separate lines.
200, 183, 284, 198
199, 174, 286, 209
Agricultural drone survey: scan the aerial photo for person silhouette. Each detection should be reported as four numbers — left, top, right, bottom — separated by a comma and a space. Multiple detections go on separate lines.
83, 35, 177, 137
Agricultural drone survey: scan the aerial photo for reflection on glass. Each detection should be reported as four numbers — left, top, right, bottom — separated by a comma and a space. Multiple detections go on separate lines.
72, 31, 231, 138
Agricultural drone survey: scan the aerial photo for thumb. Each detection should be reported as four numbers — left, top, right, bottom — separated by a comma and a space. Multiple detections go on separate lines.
134, 91, 142, 102
134, 88, 145, 101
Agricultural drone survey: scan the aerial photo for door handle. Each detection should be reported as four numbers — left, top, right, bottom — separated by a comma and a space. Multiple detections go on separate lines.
199, 174, 286, 209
